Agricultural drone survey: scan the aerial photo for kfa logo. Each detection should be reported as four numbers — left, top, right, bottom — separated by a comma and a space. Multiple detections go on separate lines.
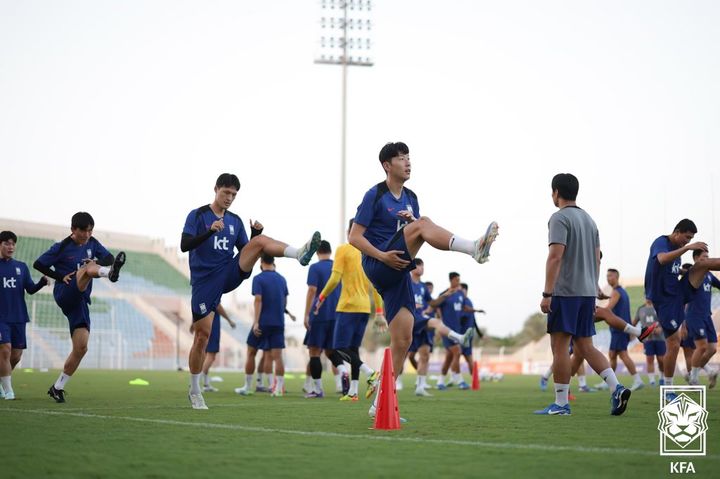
213, 236, 229, 251
229, 224, 235, 235
658, 385, 708, 456
199, 303, 207, 314
2, 277, 17, 288
86, 249, 92, 258
15, 267, 21, 275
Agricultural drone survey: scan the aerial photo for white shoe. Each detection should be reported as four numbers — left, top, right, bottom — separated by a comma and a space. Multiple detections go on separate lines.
473, 221, 499, 264
203, 385, 219, 393
415, 389, 433, 397
234, 387, 252, 396
188, 392, 208, 409
630, 382, 645, 392
297, 232, 322, 266
594, 382, 609, 391
461, 328, 474, 348
368, 404, 376, 418
4, 390, 15, 400
0, 384, 4, 399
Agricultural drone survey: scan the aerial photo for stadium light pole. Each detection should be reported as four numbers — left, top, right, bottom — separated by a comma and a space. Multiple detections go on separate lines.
315, 0, 374, 242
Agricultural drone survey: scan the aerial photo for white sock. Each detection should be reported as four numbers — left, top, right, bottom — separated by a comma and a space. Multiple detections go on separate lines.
703, 365, 716, 374
448, 235, 475, 255
203, 373, 211, 387
190, 373, 201, 395
313, 378, 323, 393
0, 376, 12, 394
334, 373, 342, 389
437, 375, 445, 386
554, 383, 570, 406
691, 367, 701, 382
54, 372, 71, 390
448, 330, 464, 343
337, 364, 348, 375
542, 366, 553, 380
664, 376, 674, 386
599, 368, 620, 391
395, 374, 402, 384
276, 376, 285, 390
304, 376, 312, 389
245, 373, 254, 389
267, 374, 275, 388
360, 363, 374, 376
632, 373, 642, 385
623, 323, 641, 336
283, 246, 299, 259
578, 375, 587, 388
647, 371, 655, 383
350, 380, 359, 396
97, 266, 111, 278
256, 373, 263, 386
452, 372, 463, 384
417, 375, 427, 390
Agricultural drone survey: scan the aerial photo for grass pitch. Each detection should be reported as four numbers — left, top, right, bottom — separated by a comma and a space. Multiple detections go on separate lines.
2, 370, 718, 478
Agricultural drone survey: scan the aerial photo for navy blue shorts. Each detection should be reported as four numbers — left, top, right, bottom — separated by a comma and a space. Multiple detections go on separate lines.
427, 329, 435, 347
362, 230, 416, 324
246, 329, 269, 351
546, 296, 596, 337
609, 331, 630, 352
0, 322, 27, 349
191, 255, 251, 321
687, 316, 718, 343
260, 326, 285, 349
305, 320, 335, 349
409, 315, 433, 353
333, 312, 369, 349
644, 339, 666, 356
205, 314, 221, 353
54, 283, 91, 333
655, 300, 685, 338
681, 335, 696, 349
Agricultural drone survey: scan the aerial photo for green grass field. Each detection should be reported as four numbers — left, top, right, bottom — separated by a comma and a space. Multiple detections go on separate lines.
2, 370, 718, 478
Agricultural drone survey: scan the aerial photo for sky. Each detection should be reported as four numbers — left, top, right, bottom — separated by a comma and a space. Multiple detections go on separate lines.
1, 0, 719, 337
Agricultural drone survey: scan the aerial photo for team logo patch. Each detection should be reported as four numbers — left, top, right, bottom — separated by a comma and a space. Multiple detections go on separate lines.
87, 249, 93, 258
671, 320, 678, 328
699, 328, 705, 336
15, 267, 21, 275
229, 224, 235, 235
199, 303, 207, 314
658, 386, 708, 456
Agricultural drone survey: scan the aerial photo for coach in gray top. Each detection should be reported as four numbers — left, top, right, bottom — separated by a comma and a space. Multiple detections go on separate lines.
534, 173, 632, 416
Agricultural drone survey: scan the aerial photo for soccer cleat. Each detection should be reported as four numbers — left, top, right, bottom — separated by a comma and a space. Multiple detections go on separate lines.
630, 382, 645, 392
340, 394, 358, 402
594, 382, 610, 391
683, 373, 691, 384
665, 392, 678, 402
637, 321, 659, 342
539, 376, 548, 392
649, 381, 656, 387
533, 403, 571, 415
366, 371, 380, 399
415, 388, 433, 397
48, 385, 65, 403
437, 384, 448, 391
578, 385, 597, 393
297, 232, 322, 266
0, 384, 4, 399
109, 251, 126, 283
395, 378, 403, 391
460, 328, 474, 348
473, 221, 499, 264
234, 387, 253, 396
271, 389, 284, 397
188, 392, 208, 410
341, 372, 350, 396
203, 385, 219, 393
255, 385, 270, 393
709, 370, 718, 389
458, 381, 470, 390
610, 385, 631, 416
4, 390, 15, 400
304, 391, 324, 399
659, 378, 665, 386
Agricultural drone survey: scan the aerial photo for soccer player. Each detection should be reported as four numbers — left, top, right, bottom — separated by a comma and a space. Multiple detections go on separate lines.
644, 219, 708, 387
33, 212, 126, 403
200, 303, 236, 392
433, 273, 470, 390
633, 302, 664, 386
0, 231, 47, 400
685, 249, 720, 387
348, 142, 498, 418
459, 282, 482, 381
409, 258, 472, 396
536, 173, 631, 416
303, 240, 341, 398
181, 173, 320, 409
315, 220, 385, 401
605, 269, 644, 391
234, 328, 268, 396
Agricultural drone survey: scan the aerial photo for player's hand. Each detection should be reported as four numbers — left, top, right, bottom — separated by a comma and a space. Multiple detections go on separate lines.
304, 316, 310, 330
540, 296, 552, 314
396, 210, 416, 223
252, 323, 262, 336
62, 271, 76, 284
228, 320, 237, 329
679, 324, 687, 340
645, 298, 653, 307
249, 218, 264, 231
314, 297, 325, 315
288, 313, 297, 322
381, 250, 410, 270
686, 241, 708, 253
475, 309, 486, 314
597, 289, 610, 300
373, 315, 388, 333
210, 219, 225, 232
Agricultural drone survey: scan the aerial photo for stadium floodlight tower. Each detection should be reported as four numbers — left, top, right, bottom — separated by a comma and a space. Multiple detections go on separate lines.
315, 0, 373, 243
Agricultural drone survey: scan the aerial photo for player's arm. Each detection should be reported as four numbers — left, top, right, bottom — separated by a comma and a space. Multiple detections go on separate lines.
23, 264, 47, 294
252, 294, 262, 335
284, 307, 296, 322
711, 275, 720, 290
216, 303, 236, 328
33, 245, 65, 283
316, 250, 344, 311
429, 288, 453, 308
349, 223, 409, 271
180, 215, 225, 253
656, 241, 708, 265
304, 285, 317, 328
370, 285, 384, 317
540, 243, 565, 313
632, 308, 640, 327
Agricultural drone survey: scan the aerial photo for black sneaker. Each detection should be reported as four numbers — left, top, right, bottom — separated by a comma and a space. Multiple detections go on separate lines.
48, 385, 65, 403
109, 251, 126, 283
638, 321, 659, 342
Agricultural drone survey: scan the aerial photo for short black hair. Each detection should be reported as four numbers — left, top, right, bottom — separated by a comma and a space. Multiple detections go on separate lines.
424, 281, 433, 287
449, 272, 460, 281
414, 257, 423, 266
216, 173, 241, 190
261, 254, 274, 265
693, 249, 705, 259
551, 173, 579, 201
318, 240, 332, 255
379, 142, 409, 166
607, 268, 619, 275
0, 231, 17, 243
71, 212, 95, 230
460, 282, 468, 291
681, 262, 693, 270
674, 219, 697, 234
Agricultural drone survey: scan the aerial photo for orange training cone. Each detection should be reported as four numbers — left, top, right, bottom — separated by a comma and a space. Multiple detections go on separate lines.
471, 361, 480, 390
373, 348, 401, 430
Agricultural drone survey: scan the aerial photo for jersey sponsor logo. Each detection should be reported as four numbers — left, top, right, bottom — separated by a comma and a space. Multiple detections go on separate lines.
2, 277, 17, 288
453, 300, 463, 312
703, 282, 711, 292
658, 386, 708, 456
213, 236, 230, 251
672, 262, 681, 275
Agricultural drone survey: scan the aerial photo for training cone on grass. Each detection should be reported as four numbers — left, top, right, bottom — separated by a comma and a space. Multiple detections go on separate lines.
471, 361, 480, 391
373, 348, 401, 430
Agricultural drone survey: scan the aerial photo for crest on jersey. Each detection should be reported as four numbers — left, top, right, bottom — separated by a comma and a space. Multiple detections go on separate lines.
407, 205, 414, 215
15, 267, 21, 275
658, 386, 708, 456
229, 224, 235, 235
199, 303, 207, 314
86, 249, 92, 258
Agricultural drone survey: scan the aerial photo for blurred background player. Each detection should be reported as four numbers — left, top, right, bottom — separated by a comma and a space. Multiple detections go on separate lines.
303, 240, 341, 398
234, 330, 268, 396
0, 231, 47, 400
606, 269, 644, 391
459, 282, 483, 383
34, 212, 126, 403
181, 173, 319, 409
433, 273, 469, 390
633, 302, 664, 386
315, 220, 386, 401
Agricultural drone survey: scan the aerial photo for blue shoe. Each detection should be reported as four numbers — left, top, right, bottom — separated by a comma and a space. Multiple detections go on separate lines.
578, 385, 597, 393
458, 381, 470, 390
533, 403, 571, 415
611, 384, 631, 416
539, 376, 548, 392
665, 392, 678, 402
437, 384, 448, 391
659, 378, 665, 386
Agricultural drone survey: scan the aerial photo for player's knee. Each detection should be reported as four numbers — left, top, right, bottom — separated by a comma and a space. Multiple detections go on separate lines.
708, 344, 717, 356
74, 344, 88, 356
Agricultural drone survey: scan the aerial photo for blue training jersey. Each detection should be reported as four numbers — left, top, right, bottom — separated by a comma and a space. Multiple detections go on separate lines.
36, 236, 111, 302
611, 285, 631, 332
252, 270, 289, 328
307, 259, 340, 322
411, 279, 433, 321
183, 205, 249, 285
461, 296, 476, 327
685, 273, 720, 321
438, 289, 465, 328
645, 236, 682, 304
0, 258, 46, 323
354, 181, 420, 250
